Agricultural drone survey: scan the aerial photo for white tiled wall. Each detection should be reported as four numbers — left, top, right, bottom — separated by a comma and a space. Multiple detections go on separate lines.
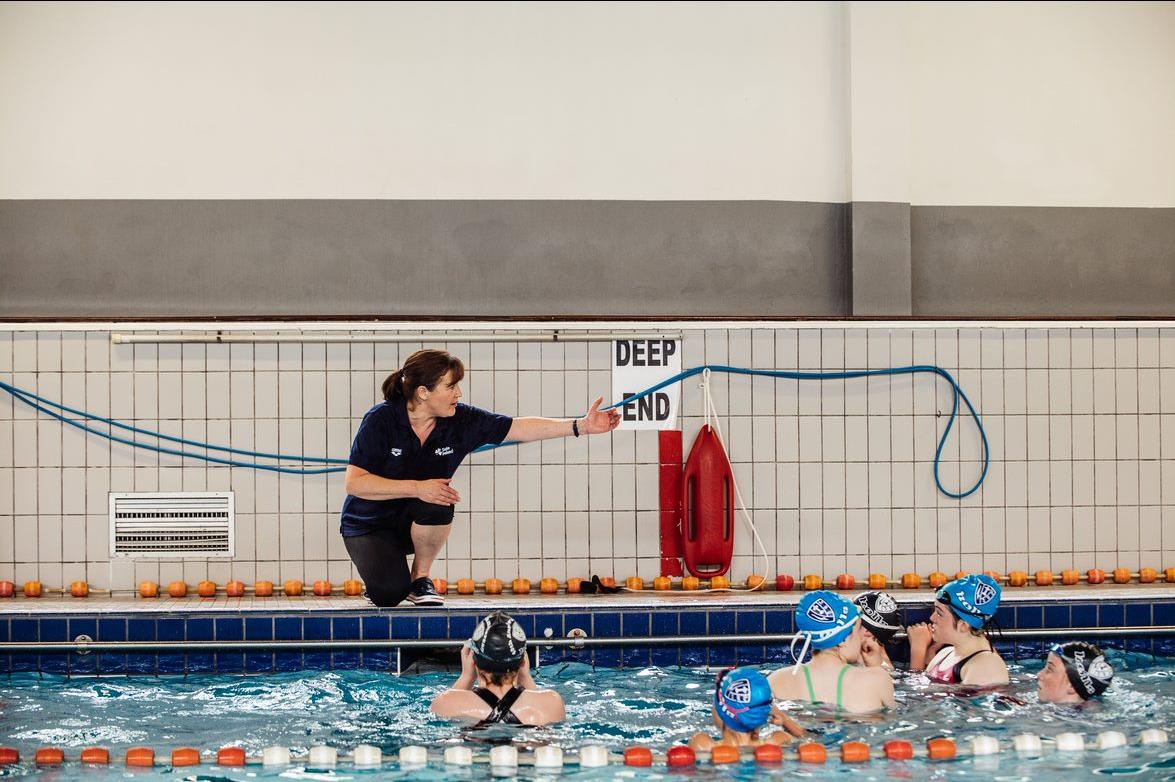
0, 324, 1172, 590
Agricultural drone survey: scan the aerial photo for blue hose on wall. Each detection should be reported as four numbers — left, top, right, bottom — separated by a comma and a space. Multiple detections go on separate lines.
0, 364, 988, 497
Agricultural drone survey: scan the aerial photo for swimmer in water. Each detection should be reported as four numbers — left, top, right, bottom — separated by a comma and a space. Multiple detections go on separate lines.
768, 591, 895, 714
1037, 642, 1114, 704
909, 574, 1009, 687
689, 667, 806, 752
853, 590, 904, 670
430, 612, 565, 726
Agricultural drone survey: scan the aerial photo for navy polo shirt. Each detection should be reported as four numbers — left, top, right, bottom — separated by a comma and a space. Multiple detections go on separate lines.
339, 399, 513, 537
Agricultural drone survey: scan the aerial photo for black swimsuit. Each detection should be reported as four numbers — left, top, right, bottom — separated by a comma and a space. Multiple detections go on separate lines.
473, 686, 525, 726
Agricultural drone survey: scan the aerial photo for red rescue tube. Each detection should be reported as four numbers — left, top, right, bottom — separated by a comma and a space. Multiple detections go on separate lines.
681, 425, 735, 578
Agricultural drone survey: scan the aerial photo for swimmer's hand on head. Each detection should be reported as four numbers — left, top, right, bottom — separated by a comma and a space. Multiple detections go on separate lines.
453, 641, 477, 690
416, 478, 461, 506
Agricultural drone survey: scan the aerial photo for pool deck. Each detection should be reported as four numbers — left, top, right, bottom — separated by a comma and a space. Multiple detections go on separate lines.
1, 583, 1171, 614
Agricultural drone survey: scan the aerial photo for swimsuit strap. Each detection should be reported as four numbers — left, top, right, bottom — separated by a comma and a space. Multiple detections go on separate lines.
836, 665, 850, 711
952, 649, 987, 683
801, 665, 818, 703
472, 686, 525, 726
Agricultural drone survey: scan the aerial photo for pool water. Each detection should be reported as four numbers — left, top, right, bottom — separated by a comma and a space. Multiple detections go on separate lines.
0, 652, 1172, 780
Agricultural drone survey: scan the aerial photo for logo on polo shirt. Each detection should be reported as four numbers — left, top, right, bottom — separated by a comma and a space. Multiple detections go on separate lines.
435, 446, 454, 456
389, 448, 402, 457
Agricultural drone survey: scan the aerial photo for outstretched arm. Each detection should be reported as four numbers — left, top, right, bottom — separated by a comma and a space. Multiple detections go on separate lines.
506, 396, 621, 443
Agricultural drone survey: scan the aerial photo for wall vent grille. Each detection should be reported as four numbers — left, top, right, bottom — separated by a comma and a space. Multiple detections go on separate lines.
109, 492, 234, 558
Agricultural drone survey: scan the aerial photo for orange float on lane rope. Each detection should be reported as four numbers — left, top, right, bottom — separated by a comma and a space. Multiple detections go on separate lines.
197, 580, 217, 597
343, 579, 364, 596
802, 575, 823, 591
928, 572, 948, 589
1008, 571, 1028, 587
840, 741, 870, 763
1035, 570, 1054, 586
1113, 568, 1131, 584
1165, 567, 1175, 583
901, 573, 921, 589
746, 574, 765, 589
1061, 569, 1080, 586
710, 744, 740, 764
540, 578, 559, 594
835, 574, 855, 590
254, 580, 274, 596
754, 743, 783, 763
225, 580, 246, 597
666, 745, 696, 766
623, 747, 653, 766
0, 748, 18, 764
312, 580, 332, 597
983, 569, 1002, 583
775, 574, 795, 591
167, 581, 187, 598
626, 576, 644, 591
217, 747, 246, 766
884, 740, 914, 760
566, 577, 584, 593
70, 581, 89, 598
456, 578, 476, 595
0, 581, 13, 598
1139, 568, 1157, 584
797, 743, 827, 763
283, 580, 304, 596
868, 573, 887, 590
35, 748, 64, 765
682, 576, 701, 591
1087, 568, 1106, 585
927, 738, 957, 760
126, 747, 155, 767
512, 578, 531, 595
710, 575, 730, 590
172, 748, 200, 766
484, 578, 504, 595
80, 748, 110, 764
24, 581, 43, 597
653, 576, 672, 591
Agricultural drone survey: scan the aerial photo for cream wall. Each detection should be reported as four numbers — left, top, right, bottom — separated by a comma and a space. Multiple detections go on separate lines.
0, 1, 848, 201
907, 2, 1175, 207
4, 2, 1170, 206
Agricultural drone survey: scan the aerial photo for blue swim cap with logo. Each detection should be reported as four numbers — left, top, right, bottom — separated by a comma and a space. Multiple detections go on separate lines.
796, 591, 860, 650
936, 574, 1001, 630
714, 667, 774, 733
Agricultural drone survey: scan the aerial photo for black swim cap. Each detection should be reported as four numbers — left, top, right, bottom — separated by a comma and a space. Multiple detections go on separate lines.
1052, 642, 1113, 700
852, 591, 903, 643
470, 612, 527, 672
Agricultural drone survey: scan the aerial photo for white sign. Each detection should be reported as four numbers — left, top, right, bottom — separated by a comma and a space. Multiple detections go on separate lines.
611, 339, 681, 430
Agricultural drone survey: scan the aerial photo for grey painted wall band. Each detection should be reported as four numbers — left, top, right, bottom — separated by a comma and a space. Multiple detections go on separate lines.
0, 200, 850, 319
1, 201, 1171, 318
911, 206, 1175, 317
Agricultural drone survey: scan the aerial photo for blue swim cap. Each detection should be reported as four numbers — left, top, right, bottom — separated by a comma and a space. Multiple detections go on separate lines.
796, 591, 860, 650
936, 574, 1001, 629
714, 667, 773, 733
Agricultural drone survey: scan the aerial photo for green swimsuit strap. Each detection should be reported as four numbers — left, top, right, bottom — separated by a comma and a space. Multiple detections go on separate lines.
801, 665, 819, 703
836, 665, 851, 711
